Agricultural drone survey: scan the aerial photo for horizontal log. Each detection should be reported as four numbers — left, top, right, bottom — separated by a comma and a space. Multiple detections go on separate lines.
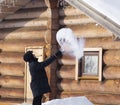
103, 50, 120, 66
0, 6, 20, 13
0, 99, 23, 104
57, 65, 120, 80
0, 87, 23, 98
0, 30, 46, 40
5, 8, 50, 20
0, 52, 24, 63
57, 80, 120, 94
57, 65, 75, 79
0, 19, 47, 29
0, 76, 24, 88
0, 27, 47, 32
12, 0, 31, 6
85, 37, 120, 50
88, 94, 120, 105
58, 59, 75, 65
6, 8, 58, 20
0, 39, 46, 52
0, 13, 12, 19
58, 55, 76, 65
24, 0, 47, 8
17, 25, 47, 30
59, 17, 95, 26
71, 24, 112, 38
60, 92, 120, 104
59, 6, 84, 17
103, 66, 120, 79
0, 63, 24, 76
0, 0, 30, 20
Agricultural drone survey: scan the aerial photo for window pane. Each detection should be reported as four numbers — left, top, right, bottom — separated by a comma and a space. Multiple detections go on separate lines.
84, 55, 98, 75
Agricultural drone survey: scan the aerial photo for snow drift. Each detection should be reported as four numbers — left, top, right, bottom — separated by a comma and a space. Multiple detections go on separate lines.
22, 96, 93, 105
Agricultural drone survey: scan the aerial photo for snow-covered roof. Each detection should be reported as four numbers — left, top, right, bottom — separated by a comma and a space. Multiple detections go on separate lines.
65, 0, 120, 39
83, 0, 120, 26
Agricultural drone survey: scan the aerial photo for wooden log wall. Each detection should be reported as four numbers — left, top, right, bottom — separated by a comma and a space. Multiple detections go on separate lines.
0, 0, 56, 103
57, 5, 120, 105
0, 1, 120, 105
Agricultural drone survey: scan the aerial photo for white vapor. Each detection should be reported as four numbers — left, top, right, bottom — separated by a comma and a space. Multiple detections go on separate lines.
56, 28, 85, 59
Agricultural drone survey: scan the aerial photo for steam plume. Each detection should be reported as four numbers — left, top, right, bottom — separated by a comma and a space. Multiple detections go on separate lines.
56, 28, 85, 59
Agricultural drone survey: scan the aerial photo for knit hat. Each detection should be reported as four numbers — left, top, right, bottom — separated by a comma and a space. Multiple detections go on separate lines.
23, 51, 35, 62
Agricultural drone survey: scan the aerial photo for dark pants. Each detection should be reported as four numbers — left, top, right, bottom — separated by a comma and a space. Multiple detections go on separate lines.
33, 95, 43, 105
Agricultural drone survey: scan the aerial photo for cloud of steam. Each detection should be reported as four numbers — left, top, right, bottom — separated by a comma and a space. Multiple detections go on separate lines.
56, 28, 85, 59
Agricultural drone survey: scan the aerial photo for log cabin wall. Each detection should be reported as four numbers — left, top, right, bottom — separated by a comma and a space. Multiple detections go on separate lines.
0, 0, 120, 105
57, 4, 120, 105
0, 0, 60, 104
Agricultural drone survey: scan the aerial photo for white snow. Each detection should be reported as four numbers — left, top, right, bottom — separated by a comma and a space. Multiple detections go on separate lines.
22, 96, 93, 105
82, 0, 120, 25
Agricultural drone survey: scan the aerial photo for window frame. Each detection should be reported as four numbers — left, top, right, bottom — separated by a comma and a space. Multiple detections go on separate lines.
75, 48, 102, 81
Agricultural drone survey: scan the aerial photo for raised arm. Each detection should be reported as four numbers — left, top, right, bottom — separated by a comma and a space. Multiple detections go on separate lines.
41, 50, 62, 67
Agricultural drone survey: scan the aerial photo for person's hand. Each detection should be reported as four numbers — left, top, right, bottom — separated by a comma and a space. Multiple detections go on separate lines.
55, 50, 62, 58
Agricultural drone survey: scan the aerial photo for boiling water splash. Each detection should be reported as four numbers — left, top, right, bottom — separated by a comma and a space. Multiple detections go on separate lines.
56, 28, 85, 59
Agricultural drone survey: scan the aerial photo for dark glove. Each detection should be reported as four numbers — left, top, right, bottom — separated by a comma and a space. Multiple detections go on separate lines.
55, 50, 62, 58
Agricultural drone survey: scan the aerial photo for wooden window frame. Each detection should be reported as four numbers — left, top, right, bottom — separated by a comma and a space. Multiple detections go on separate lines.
75, 48, 102, 81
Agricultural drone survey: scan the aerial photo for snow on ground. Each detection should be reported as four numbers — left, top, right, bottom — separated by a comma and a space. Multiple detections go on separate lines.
22, 96, 93, 105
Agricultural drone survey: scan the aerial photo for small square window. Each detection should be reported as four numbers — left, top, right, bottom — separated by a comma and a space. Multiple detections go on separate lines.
75, 48, 102, 81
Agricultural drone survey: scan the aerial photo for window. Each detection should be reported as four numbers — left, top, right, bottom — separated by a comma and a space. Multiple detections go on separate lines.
75, 48, 102, 81
24, 46, 44, 103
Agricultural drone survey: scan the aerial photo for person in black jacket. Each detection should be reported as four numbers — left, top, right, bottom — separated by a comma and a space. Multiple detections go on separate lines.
23, 50, 62, 105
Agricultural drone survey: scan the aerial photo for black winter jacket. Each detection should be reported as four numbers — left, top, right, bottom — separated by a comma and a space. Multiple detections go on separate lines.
29, 55, 58, 97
